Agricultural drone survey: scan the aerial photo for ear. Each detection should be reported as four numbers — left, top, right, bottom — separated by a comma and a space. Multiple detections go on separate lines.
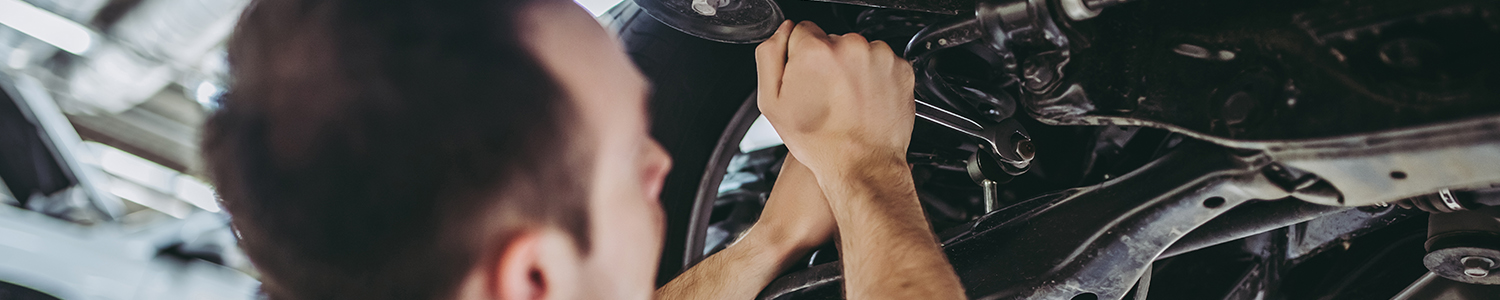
491, 229, 584, 300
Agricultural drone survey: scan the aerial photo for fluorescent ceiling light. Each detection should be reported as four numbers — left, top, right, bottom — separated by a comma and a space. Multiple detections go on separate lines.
195, 81, 221, 107
0, 0, 95, 54
89, 142, 222, 215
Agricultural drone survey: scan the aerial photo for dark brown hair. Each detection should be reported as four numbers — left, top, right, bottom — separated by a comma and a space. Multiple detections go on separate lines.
202, 0, 591, 299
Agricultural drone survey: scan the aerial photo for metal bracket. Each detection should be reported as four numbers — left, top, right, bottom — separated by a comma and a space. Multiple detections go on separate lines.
759, 115, 1500, 299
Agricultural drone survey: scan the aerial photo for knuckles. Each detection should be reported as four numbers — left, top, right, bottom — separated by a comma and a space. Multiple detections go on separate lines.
838, 32, 869, 45
754, 41, 777, 57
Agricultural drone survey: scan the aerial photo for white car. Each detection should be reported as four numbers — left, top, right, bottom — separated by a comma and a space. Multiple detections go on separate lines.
0, 73, 260, 300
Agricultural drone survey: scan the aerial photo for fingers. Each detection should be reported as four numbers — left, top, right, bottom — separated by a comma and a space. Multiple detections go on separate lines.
787, 21, 831, 58
863, 39, 903, 62
831, 32, 868, 45
763, 20, 913, 111
755, 20, 795, 99
868, 40, 890, 53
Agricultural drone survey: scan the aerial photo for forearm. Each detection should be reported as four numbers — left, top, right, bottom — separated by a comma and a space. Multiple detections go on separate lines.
655, 229, 807, 300
658, 153, 835, 300
821, 160, 966, 300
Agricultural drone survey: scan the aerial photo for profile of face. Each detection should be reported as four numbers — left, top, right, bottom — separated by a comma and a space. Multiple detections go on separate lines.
457, 1, 672, 300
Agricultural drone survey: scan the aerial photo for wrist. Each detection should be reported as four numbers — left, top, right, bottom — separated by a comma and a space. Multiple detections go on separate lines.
740, 222, 822, 260
817, 157, 913, 200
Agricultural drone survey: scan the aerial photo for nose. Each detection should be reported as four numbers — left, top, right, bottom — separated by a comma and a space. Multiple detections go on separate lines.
643, 139, 673, 202
647, 139, 672, 172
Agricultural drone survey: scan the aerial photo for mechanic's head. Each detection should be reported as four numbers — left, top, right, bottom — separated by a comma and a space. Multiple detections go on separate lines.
203, 0, 668, 299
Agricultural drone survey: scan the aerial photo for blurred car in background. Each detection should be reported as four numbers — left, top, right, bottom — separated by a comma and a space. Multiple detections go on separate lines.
1, 0, 274, 298
0, 0, 634, 298
1, 71, 258, 299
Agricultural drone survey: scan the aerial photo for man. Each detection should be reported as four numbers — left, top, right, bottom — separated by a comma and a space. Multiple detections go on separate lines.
203, 0, 964, 299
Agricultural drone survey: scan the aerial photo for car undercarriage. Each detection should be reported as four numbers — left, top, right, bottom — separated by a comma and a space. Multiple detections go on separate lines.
623, 0, 1500, 298
0, 0, 1494, 298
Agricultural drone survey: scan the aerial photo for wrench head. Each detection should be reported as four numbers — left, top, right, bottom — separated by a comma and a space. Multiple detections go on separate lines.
980, 119, 1035, 172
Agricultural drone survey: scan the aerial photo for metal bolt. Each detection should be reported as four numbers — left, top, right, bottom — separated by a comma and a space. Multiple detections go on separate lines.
1461, 256, 1495, 278
982, 179, 1000, 212
1022, 57, 1056, 91
1217, 50, 1236, 61
1221, 91, 1256, 126
1015, 138, 1036, 161
691, 0, 717, 16
1438, 188, 1465, 212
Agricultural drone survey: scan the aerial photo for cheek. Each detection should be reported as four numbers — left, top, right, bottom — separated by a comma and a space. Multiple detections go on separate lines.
587, 153, 666, 267
584, 189, 665, 298
595, 181, 663, 243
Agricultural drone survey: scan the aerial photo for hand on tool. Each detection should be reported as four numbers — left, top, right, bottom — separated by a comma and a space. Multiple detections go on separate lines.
755, 20, 966, 300
755, 20, 916, 178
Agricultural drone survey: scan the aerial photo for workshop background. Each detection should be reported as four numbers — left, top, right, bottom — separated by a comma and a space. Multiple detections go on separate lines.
0, 0, 624, 298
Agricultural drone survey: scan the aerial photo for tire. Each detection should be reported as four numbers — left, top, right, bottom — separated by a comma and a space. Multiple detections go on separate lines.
597, 1, 761, 286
